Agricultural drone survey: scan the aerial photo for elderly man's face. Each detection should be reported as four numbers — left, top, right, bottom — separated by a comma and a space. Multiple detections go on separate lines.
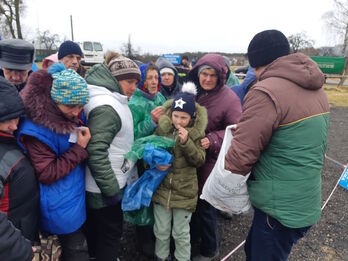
60, 54, 81, 71
2, 68, 30, 86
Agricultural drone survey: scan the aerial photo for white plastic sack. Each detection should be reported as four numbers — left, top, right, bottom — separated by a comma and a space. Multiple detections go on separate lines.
200, 125, 251, 214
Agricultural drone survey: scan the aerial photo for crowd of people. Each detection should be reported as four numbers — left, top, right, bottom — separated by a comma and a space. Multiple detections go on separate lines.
0, 29, 331, 261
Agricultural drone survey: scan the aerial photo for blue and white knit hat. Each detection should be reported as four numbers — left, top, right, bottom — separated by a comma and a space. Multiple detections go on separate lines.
49, 62, 89, 105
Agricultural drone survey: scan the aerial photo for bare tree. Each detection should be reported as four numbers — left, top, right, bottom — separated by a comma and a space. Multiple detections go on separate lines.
36, 30, 61, 51
317, 46, 343, 56
0, 0, 25, 39
121, 34, 139, 60
323, 0, 348, 85
288, 32, 314, 53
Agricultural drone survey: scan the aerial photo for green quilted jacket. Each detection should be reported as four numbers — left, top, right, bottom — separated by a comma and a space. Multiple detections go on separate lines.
84, 64, 125, 209
152, 100, 207, 212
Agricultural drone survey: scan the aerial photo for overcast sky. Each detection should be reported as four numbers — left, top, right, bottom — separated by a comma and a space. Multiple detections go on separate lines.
23, 0, 337, 54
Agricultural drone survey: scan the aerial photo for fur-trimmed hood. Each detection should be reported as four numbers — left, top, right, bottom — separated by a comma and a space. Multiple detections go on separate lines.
20, 70, 78, 134
158, 99, 207, 141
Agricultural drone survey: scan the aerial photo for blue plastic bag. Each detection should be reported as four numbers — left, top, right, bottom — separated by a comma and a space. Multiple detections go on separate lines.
122, 143, 173, 211
124, 134, 175, 163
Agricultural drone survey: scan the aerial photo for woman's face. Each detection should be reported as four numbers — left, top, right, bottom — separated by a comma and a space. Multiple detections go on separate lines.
161, 72, 174, 87
199, 68, 218, 91
119, 79, 138, 99
146, 69, 159, 94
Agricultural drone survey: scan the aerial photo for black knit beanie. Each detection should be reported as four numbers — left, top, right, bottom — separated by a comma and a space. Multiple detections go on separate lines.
171, 82, 197, 118
0, 77, 25, 122
247, 29, 290, 68
58, 41, 83, 60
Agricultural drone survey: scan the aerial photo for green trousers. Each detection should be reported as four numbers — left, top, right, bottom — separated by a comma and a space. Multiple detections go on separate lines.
153, 204, 192, 261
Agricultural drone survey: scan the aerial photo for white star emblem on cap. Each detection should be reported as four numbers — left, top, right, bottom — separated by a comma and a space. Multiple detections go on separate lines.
174, 98, 186, 109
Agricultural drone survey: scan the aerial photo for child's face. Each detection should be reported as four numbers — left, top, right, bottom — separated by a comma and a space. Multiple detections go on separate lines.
172, 111, 191, 129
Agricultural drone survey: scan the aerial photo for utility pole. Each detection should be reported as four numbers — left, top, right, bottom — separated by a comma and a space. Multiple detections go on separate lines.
70, 15, 74, 41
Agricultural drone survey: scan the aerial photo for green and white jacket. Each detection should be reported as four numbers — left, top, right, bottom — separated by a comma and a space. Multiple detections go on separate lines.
84, 64, 136, 209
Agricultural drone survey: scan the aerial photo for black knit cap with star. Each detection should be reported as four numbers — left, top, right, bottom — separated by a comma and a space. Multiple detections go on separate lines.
171, 82, 197, 118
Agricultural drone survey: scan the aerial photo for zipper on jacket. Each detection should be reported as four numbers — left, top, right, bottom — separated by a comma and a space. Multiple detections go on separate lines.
166, 177, 173, 208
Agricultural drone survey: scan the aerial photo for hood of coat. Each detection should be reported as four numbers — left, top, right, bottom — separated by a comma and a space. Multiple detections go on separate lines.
259, 53, 325, 90
155, 57, 178, 75
85, 63, 123, 95
188, 54, 227, 95
155, 57, 181, 98
20, 70, 78, 134
158, 99, 207, 141
87, 84, 129, 105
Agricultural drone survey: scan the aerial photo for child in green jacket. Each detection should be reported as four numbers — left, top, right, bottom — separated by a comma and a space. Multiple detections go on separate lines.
152, 82, 208, 261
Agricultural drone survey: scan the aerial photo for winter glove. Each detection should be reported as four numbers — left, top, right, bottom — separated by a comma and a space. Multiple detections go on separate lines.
102, 193, 120, 206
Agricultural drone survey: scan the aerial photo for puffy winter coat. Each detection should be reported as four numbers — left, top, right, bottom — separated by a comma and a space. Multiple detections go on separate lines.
17, 69, 87, 234
152, 100, 207, 212
188, 54, 242, 192
225, 53, 330, 228
84, 63, 137, 209
0, 211, 34, 261
0, 132, 39, 242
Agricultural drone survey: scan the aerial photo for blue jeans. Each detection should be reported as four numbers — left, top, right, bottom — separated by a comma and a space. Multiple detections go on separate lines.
245, 208, 311, 261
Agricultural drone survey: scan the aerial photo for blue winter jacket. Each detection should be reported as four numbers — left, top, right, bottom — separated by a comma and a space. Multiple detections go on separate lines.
231, 66, 256, 105
18, 119, 86, 235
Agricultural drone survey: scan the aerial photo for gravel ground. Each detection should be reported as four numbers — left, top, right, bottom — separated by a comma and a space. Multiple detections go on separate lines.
119, 107, 348, 261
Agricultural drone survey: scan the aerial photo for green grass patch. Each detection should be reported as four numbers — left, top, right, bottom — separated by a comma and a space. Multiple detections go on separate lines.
324, 86, 348, 107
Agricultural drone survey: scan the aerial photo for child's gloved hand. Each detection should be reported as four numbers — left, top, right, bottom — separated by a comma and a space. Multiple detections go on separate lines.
156, 164, 171, 171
